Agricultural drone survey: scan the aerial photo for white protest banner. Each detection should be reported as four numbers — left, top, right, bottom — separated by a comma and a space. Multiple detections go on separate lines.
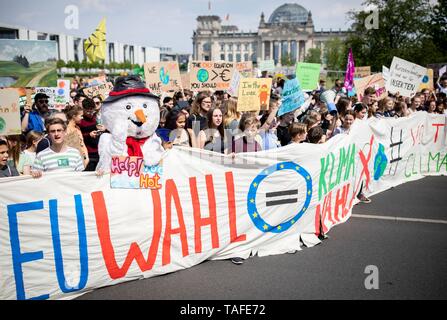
189, 61, 235, 91
258, 60, 275, 72
144, 62, 183, 94
354, 73, 387, 101
0, 113, 446, 300
237, 78, 272, 112
387, 57, 427, 97
83, 82, 114, 100
0, 88, 21, 135
227, 69, 242, 97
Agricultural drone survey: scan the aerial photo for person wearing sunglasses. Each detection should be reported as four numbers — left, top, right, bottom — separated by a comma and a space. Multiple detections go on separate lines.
21, 93, 51, 134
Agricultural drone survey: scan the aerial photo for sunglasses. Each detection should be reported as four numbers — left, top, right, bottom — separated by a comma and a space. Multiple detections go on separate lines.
38, 100, 49, 103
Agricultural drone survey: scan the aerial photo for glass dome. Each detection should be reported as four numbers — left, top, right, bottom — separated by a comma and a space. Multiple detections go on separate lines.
268, 3, 308, 24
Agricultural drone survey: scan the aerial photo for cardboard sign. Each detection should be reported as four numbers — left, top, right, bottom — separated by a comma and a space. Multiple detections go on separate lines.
189, 61, 235, 91
382, 66, 390, 83
144, 62, 183, 94
83, 82, 113, 100
237, 78, 272, 112
387, 57, 427, 97
236, 61, 253, 77
258, 60, 275, 72
354, 73, 387, 101
110, 156, 163, 189
354, 66, 371, 78
180, 73, 190, 92
86, 76, 107, 87
0, 88, 21, 135
419, 69, 434, 91
296, 63, 321, 91
227, 70, 242, 97
278, 78, 305, 116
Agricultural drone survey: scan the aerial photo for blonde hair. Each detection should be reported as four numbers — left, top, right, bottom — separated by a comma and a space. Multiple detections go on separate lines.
25, 130, 43, 149
223, 97, 240, 127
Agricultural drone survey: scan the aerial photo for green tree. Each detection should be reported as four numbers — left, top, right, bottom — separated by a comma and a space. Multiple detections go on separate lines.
304, 48, 322, 64
324, 38, 347, 71
345, 0, 445, 70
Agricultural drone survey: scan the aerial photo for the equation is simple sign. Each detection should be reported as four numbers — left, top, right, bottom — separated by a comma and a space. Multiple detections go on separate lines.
189, 61, 235, 91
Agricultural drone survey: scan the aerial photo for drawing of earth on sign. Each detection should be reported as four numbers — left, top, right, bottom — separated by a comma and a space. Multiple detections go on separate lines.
0, 117, 5, 133
247, 162, 313, 233
159, 67, 170, 85
197, 69, 209, 83
421, 75, 429, 84
374, 143, 388, 180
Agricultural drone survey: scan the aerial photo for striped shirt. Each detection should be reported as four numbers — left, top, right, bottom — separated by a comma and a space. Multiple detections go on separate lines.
33, 147, 84, 172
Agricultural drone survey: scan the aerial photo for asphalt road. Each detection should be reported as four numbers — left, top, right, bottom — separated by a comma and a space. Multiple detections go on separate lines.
77, 175, 447, 301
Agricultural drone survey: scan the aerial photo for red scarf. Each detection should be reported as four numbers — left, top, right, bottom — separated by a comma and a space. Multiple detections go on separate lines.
126, 136, 149, 157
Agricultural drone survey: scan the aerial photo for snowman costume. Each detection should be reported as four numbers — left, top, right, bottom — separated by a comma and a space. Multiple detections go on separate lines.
96, 75, 164, 172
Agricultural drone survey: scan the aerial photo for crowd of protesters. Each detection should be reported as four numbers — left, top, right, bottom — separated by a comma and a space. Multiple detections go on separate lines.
1, 72, 447, 187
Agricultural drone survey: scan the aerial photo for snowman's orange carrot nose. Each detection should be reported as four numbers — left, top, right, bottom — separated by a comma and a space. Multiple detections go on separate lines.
134, 109, 146, 124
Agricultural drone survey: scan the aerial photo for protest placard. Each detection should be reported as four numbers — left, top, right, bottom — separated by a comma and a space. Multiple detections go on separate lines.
419, 69, 434, 91
180, 73, 190, 92
237, 78, 272, 112
227, 69, 242, 97
258, 60, 275, 72
354, 73, 387, 101
387, 57, 427, 97
236, 61, 253, 77
35, 87, 56, 106
110, 156, 163, 190
354, 66, 371, 78
278, 78, 305, 116
83, 82, 114, 100
296, 63, 321, 91
144, 62, 183, 94
86, 75, 107, 87
189, 61, 235, 91
0, 88, 21, 135
53, 80, 70, 111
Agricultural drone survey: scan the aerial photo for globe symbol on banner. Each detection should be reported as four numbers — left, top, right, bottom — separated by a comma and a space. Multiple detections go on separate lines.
58, 88, 65, 96
422, 75, 429, 83
374, 143, 388, 181
159, 67, 170, 85
0, 117, 6, 133
197, 69, 209, 83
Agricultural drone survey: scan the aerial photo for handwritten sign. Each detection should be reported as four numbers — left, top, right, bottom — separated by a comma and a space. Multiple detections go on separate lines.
190, 61, 235, 91
296, 63, 321, 91
83, 82, 114, 100
144, 62, 183, 94
237, 78, 272, 112
258, 60, 275, 72
86, 75, 107, 87
278, 78, 305, 117
387, 57, 427, 97
354, 73, 387, 101
227, 70, 242, 97
236, 61, 253, 77
110, 156, 163, 189
0, 89, 21, 135
180, 73, 190, 92
354, 66, 371, 78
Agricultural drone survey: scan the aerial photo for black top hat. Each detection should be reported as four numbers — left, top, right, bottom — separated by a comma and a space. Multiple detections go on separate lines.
104, 75, 159, 103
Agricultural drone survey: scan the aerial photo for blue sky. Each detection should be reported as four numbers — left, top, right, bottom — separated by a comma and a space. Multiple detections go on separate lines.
0, 0, 364, 53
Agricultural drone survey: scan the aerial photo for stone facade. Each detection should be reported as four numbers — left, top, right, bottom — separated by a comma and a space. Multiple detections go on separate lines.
192, 3, 348, 66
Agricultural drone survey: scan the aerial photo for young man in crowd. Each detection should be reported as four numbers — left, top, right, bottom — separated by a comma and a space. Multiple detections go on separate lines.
31, 118, 85, 178
21, 93, 51, 134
